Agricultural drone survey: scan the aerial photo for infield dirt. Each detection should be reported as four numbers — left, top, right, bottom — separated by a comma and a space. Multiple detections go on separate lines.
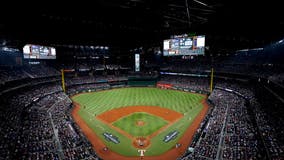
97, 105, 183, 123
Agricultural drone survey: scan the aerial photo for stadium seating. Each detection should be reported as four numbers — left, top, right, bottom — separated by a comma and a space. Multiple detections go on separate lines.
0, 50, 283, 159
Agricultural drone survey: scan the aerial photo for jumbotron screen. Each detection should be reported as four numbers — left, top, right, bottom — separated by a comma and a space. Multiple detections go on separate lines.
163, 35, 205, 56
23, 44, 56, 59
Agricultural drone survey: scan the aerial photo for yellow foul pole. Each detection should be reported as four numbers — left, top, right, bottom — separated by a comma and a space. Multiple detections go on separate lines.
210, 68, 214, 93
61, 69, 66, 93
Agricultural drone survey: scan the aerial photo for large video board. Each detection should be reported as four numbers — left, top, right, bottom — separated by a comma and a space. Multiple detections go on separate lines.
163, 35, 205, 56
23, 44, 56, 59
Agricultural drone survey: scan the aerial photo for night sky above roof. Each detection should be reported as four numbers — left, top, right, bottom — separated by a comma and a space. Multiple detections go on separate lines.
0, 0, 283, 51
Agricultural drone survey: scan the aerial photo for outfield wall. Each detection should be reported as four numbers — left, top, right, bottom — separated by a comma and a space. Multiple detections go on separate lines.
127, 76, 158, 86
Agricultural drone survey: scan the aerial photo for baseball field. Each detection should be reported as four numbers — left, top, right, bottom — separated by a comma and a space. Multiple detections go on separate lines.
71, 87, 208, 160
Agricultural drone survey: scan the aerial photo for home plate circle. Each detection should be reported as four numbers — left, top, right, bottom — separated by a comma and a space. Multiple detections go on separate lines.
133, 137, 150, 149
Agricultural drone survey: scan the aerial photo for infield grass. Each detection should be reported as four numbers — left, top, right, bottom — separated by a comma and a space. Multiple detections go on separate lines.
113, 112, 168, 137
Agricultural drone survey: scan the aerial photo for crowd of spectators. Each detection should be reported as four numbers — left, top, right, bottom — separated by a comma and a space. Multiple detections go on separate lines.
60, 63, 129, 74
182, 89, 263, 159
105, 64, 120, 70
250, 90, 284, 159
0, 83, 62, 159
0, 64, 60, 84
158, 75, 210, 93
0, 83, 99, 159
64, 75, 128, 96
252, 100, 284, 159
23, 64, 60, 78
65, 75, 127, 86
172, 77, 283, 160
160, 50, 284, 84
160, 57, 210, 74
214, 79, 254, 97
67, 83, 111, 96
0, 67, 28, 83
161, 61, 284, 82
48, 93, 97, 159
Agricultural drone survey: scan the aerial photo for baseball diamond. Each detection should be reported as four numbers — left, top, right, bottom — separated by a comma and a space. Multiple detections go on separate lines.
71, 87, 209, 159
112, 112, 169, 137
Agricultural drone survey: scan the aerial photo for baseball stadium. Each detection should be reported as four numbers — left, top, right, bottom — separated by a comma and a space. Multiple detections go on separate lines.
0, 1, 284, 160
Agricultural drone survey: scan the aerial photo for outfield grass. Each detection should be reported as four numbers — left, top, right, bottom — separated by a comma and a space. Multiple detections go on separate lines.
113, 112, 168, 137
72, 87, 205, 156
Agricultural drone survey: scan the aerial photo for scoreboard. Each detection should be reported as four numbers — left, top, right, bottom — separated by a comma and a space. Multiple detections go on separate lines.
163, 35, 205, 56
23, 44, 56, 59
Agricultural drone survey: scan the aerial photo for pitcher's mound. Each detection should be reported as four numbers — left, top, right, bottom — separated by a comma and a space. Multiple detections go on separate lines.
136, 120, 146, 126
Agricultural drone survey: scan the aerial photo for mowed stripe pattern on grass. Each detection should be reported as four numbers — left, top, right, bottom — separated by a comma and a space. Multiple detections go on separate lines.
72, 87, 204, 115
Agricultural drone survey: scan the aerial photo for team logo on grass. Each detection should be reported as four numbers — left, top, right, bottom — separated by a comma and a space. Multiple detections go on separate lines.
138, 149, 146, 156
